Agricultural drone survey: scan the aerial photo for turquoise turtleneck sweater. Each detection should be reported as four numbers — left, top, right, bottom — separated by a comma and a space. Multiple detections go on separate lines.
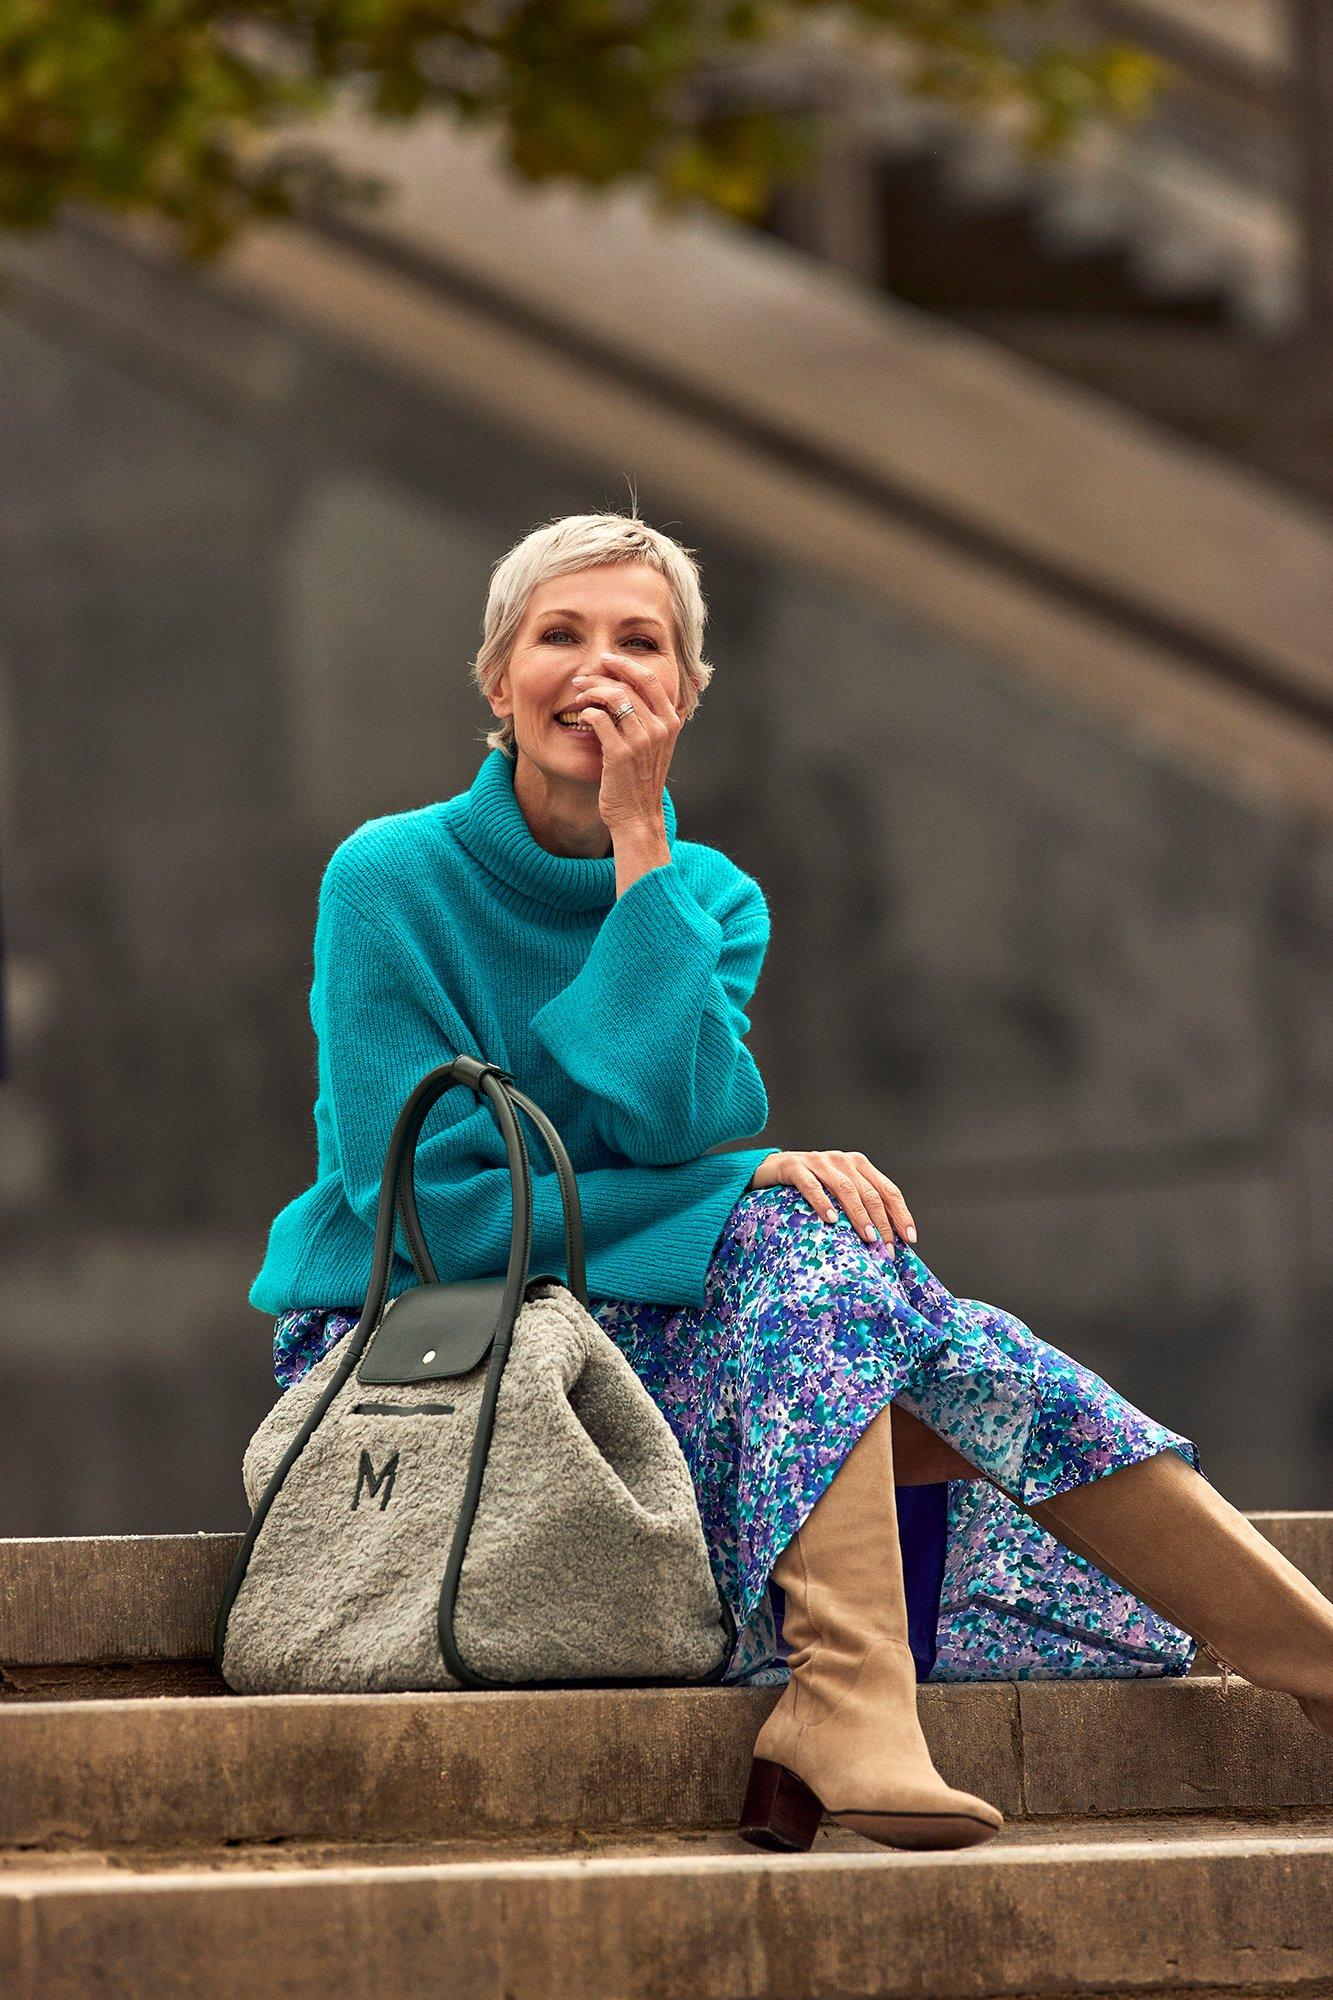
249, 745, 781, 1315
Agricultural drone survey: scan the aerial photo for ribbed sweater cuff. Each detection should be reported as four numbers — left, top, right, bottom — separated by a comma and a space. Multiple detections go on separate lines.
529, 860, 723, 1051
609, 859, 724, 962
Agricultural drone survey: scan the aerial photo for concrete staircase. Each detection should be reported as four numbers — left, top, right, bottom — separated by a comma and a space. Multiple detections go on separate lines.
2, 1519, 1332, 1998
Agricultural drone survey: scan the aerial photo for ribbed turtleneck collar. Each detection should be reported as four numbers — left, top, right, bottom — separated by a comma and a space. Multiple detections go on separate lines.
445, 746, 679, 912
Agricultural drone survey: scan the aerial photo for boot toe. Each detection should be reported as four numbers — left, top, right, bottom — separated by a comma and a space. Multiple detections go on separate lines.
831, 1796, 1004, 1850
952, 1790, 1005, 1833
829, 1777, 1005, 1849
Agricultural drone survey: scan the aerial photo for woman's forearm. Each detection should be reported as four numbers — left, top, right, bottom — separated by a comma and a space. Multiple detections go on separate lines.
529, 851, 770, 1166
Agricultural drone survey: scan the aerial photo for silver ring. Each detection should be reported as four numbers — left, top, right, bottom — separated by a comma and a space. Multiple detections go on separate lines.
612, 700, 635, 722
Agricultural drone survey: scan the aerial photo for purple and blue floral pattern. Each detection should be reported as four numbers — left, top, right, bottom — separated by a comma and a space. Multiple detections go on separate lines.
272, 1183, 1201, 1687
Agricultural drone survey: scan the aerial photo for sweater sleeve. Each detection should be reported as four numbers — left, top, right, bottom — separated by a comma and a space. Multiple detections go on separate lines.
310, 879, 736, 1285
313, 880, 556, 1278
526, 857, 771, 1167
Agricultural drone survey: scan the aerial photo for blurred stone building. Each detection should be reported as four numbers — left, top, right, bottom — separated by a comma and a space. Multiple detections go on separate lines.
0, 56, 1330, 1533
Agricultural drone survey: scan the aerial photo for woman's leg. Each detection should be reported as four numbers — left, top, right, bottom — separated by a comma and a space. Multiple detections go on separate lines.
890, 1402, 982, 1485
590, 1191, 1006, 1847
590, 1190, 984, 1653
889, 1241, 1333, 1719
1007, 1448, 1333, 1733
883, 1236, 1333, 1723
872, 1226, 1237, 1680
740, 1400, 1004, 1853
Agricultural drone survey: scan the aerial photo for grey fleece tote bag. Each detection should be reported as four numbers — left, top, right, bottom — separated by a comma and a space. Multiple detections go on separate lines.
213, 1055, 736, 1694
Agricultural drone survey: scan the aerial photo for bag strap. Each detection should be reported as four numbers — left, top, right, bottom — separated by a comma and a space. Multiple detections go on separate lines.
389, 1059, 588, 1309
215, 1055, 568, 1674
214, 1055, 736, 1691
428, 1063, 734, 1691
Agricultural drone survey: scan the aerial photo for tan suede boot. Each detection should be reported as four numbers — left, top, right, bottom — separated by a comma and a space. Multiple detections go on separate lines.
737, 1403, 1005, 1852
1012, 1447, 1333, 1736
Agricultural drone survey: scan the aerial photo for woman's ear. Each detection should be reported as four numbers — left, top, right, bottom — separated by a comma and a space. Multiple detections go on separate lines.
487, 668, 512, 720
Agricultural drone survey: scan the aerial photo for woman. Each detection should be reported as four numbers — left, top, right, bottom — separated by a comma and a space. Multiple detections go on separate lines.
252, 510, 1333, 1855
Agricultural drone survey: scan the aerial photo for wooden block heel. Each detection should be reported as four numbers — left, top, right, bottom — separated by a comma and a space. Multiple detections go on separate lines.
738, 1756, 825, 1851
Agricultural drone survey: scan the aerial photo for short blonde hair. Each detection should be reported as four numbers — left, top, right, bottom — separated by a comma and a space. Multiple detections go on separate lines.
470, 511, 715, 760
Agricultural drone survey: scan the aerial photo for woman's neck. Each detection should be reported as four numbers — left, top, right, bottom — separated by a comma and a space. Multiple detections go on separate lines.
511, 749, 614, 861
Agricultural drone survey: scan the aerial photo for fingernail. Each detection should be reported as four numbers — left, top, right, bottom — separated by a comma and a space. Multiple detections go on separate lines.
865, 1225, 879, 1241
907, 1225, 917, 1240
573, 674, 588, 682
825, 1208, 837, 1223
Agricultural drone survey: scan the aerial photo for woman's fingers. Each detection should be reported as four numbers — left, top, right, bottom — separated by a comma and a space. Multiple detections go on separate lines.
786, 1150, 915, 1246
791, 1153, 882, 1245
789, 1161, 843, 1227
857, 1156, 917, 1243
820, 1152, 896, 1245
572, 655, 674, 728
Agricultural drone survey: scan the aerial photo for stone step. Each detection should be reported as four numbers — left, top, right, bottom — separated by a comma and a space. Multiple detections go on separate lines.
6, 1528, 1330, 1998
3, 1814, 1331, 2000
0, 1533, 241, 1680
3, 1672, 1331, 1853
3, 1511, 1330, 1684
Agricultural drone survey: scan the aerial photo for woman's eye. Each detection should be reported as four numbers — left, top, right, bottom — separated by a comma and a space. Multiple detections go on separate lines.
540, 628, 658, 649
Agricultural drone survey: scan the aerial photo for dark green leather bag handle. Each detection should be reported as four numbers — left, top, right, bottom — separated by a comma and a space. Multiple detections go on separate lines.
213, 1056, 737, 1690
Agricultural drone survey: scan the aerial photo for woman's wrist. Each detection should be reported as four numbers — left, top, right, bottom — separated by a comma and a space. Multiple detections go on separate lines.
611, 814, 672, 899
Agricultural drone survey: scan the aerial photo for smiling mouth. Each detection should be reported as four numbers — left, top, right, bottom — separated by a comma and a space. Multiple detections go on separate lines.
554, 710, 597, 734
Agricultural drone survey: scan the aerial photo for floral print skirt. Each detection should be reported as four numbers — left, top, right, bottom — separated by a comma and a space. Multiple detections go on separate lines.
272, 1183, 1202, 1688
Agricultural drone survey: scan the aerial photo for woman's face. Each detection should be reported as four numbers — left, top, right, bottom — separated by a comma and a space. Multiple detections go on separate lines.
490, 562, 686, 783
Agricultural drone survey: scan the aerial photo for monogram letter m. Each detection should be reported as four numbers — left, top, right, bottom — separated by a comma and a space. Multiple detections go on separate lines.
353, 1448, 399, 1511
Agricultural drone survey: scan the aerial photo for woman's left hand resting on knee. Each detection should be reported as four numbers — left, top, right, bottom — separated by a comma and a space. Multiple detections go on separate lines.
748, 1150, 918, 1249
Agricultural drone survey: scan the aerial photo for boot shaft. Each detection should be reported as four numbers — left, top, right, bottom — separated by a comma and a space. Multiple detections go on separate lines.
772, 1404, 912, 1667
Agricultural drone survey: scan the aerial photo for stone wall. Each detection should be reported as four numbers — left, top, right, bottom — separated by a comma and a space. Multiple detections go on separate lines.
0, 220, 1328, 1533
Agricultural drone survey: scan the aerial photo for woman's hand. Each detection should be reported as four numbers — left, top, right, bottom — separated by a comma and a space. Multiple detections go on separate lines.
568, 652, 683, 835
749, 1149, 917, 1247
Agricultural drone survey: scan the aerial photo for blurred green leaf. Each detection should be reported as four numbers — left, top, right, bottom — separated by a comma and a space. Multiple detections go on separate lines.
0, 0, 1167, 257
